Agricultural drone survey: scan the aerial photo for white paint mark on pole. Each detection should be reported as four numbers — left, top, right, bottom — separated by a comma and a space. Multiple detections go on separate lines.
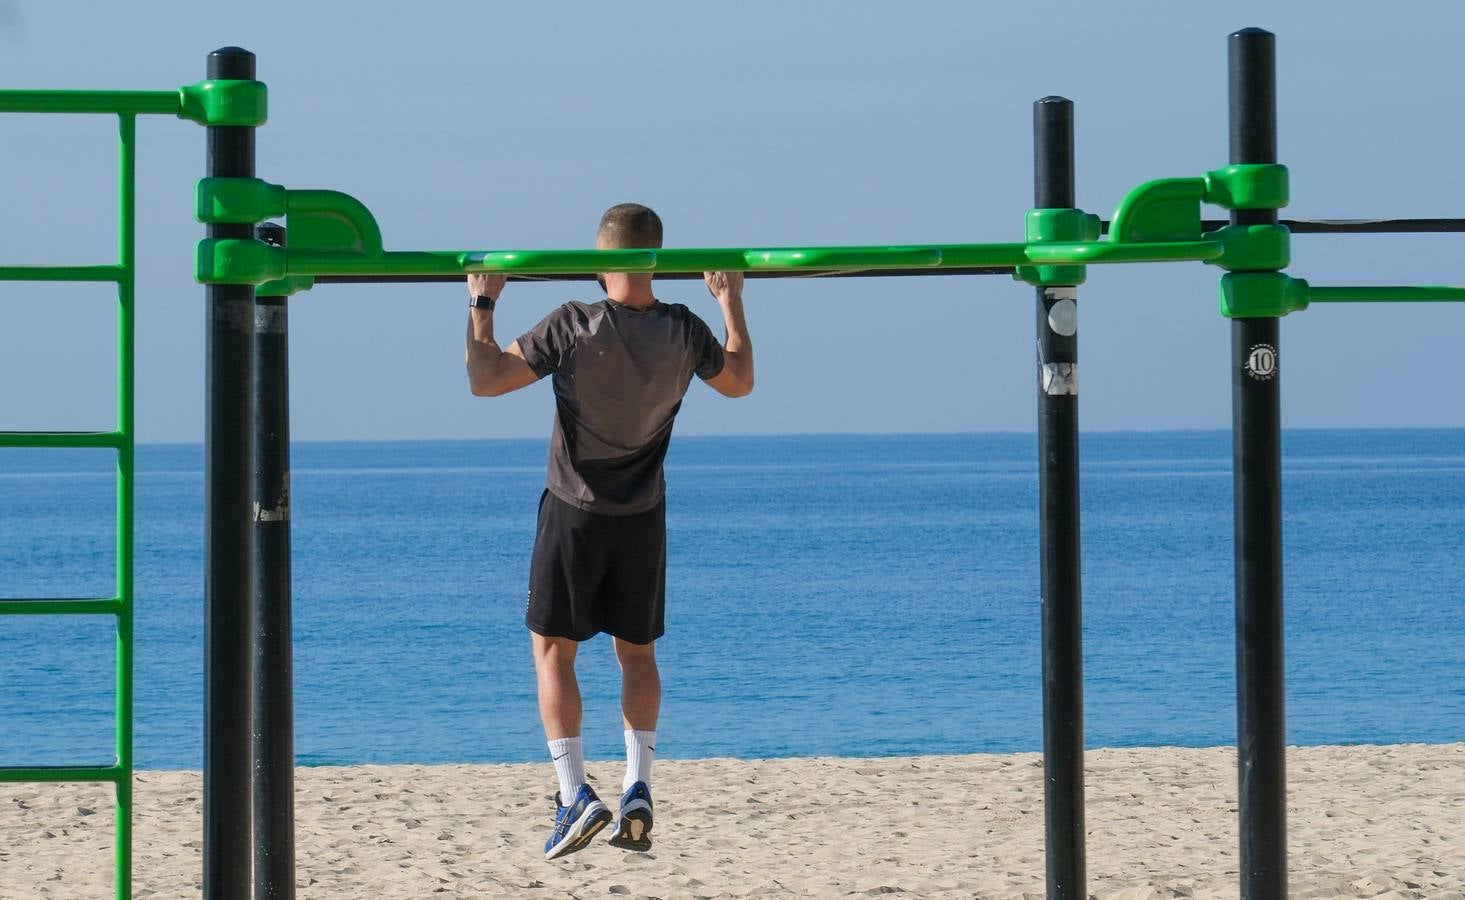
1043, 362, 1078, 396
1047, 297, 1078, 337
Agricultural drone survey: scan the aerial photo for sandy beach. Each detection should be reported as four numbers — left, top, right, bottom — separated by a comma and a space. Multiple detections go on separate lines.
3, 743, 1462, 898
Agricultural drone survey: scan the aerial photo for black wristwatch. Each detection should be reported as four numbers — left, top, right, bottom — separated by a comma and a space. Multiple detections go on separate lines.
470, 294, 497, 312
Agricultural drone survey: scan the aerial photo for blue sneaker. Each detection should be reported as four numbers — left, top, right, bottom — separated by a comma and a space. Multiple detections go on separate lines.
544, 783, 612, 861
607, 781, 653, 851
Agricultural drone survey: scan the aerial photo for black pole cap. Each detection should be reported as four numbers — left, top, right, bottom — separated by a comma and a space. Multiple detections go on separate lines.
208, 46, 255, 80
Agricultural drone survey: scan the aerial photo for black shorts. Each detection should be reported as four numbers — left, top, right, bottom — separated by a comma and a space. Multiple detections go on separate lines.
525, 490, 666, 644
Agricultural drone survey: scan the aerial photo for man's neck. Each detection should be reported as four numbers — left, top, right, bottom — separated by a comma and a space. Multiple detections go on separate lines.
606, 278, 657, 310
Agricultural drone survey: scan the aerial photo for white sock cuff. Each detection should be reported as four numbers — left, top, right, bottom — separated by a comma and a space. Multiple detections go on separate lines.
548, 736, 587, 803
549, 736, 582, 755
624, 729, 656, 791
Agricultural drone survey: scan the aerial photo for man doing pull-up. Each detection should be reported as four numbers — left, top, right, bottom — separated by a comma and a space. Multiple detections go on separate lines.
464, 203, 755, 860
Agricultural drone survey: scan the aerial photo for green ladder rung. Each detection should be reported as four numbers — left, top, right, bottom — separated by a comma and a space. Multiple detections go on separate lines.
0, 765, 126, 784
0, 597, 125, 615
0, 265, 126, 283
0, 431, 126, 449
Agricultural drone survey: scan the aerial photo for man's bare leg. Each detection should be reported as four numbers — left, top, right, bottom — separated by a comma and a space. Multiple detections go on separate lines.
614, 637, 661, 732
534, 634, 587, 804
532, 633, 611, 857
533, 633, 582, 739
609, 636, 659, 850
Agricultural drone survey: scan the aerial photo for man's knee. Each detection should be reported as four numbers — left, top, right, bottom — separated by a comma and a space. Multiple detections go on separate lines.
613, 636, 656, 667
532, 633, 579, 669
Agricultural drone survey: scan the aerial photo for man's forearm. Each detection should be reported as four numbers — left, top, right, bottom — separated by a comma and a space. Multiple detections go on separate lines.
466, 308, 502, 392
720, 297, 754, 385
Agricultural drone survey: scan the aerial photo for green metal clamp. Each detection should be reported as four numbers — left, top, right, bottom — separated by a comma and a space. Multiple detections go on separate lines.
1207, 223, 1290, 271
1015, 207, 1101, 286
1205, 164, 1288, 211
196, 177, 286, 223
196, 181, 385, 285
177, 79, 267, 127
1219, 272, 1309, 318
1107, 165, 1288, 240
1223, 280, 1465, 316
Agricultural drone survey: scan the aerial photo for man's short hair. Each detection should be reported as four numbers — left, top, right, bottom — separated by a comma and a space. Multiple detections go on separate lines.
597, 203, 663, 249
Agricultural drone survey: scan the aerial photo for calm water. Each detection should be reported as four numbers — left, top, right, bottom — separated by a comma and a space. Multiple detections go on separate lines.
1, 431, 1462, 770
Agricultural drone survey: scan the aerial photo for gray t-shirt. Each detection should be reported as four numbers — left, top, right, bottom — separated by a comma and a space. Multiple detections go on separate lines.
516, 299, 725, 515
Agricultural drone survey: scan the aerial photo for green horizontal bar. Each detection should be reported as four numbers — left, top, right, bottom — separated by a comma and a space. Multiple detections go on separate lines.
744, 247, 943, 269
1308, 285, 1465, 302
468, 249, 661, 273
929, 243, 1031, 267
0, 90, 180, 116
288, 250, 465, 277
0, 265, 126, 282
0, 431, 126, 448
0, 765, 124, 784
1024, 240, 1223, 264
455, 244, 1029, 276
0, 597, 124, 616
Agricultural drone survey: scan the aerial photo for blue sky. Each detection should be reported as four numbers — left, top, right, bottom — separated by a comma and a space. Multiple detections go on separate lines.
1, 1, 1462, 442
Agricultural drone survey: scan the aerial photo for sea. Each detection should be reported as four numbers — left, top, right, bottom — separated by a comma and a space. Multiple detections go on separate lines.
1, 430, 1462, 771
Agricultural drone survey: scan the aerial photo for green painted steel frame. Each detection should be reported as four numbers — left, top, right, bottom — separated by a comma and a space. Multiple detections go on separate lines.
0, 106, 140, 900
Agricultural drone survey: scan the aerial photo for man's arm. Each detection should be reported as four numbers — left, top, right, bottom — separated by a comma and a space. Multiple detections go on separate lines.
701, 271, 754, 398
464, 273, 540, 397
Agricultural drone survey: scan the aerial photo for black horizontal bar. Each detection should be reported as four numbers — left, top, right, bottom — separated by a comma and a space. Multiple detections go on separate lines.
311, 266, 1016, 286
1278, 217, 1465, 234
1100, 217, 1465, 235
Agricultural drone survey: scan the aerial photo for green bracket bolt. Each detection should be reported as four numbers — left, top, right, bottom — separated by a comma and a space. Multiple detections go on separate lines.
1219, 272, 1309, 318
1015, 207, 1100, 286
178, 79, 267, 127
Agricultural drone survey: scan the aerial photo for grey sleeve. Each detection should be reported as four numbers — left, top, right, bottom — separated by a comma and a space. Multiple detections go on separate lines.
688, 311, 726, 381
516, 305, 575, 378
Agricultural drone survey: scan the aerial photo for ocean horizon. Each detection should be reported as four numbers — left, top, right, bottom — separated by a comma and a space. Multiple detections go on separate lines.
2, 428, 1463, 771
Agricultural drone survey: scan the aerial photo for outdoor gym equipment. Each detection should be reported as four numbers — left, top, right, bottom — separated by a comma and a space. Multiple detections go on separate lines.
3, 27, 1461, 900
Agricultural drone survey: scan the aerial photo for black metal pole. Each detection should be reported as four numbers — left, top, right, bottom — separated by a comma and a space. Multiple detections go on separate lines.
204, 45, 257, 900
1228, 27, 1288, 899
1034, 95, 1085, 900
252, 224, 295, 900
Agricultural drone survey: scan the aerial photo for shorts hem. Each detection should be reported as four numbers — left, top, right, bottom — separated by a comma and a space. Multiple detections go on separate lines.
526, 620, 601, 643
603, 628, 664, 645
525, 621, 663, 645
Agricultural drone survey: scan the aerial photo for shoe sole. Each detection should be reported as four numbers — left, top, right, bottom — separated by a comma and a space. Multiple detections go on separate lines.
607, 808, 653, 852
545, 805, 613, 861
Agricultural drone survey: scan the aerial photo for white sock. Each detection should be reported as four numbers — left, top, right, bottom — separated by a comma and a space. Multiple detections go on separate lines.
548, 737, 586, 804
623, 729, 655, 792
